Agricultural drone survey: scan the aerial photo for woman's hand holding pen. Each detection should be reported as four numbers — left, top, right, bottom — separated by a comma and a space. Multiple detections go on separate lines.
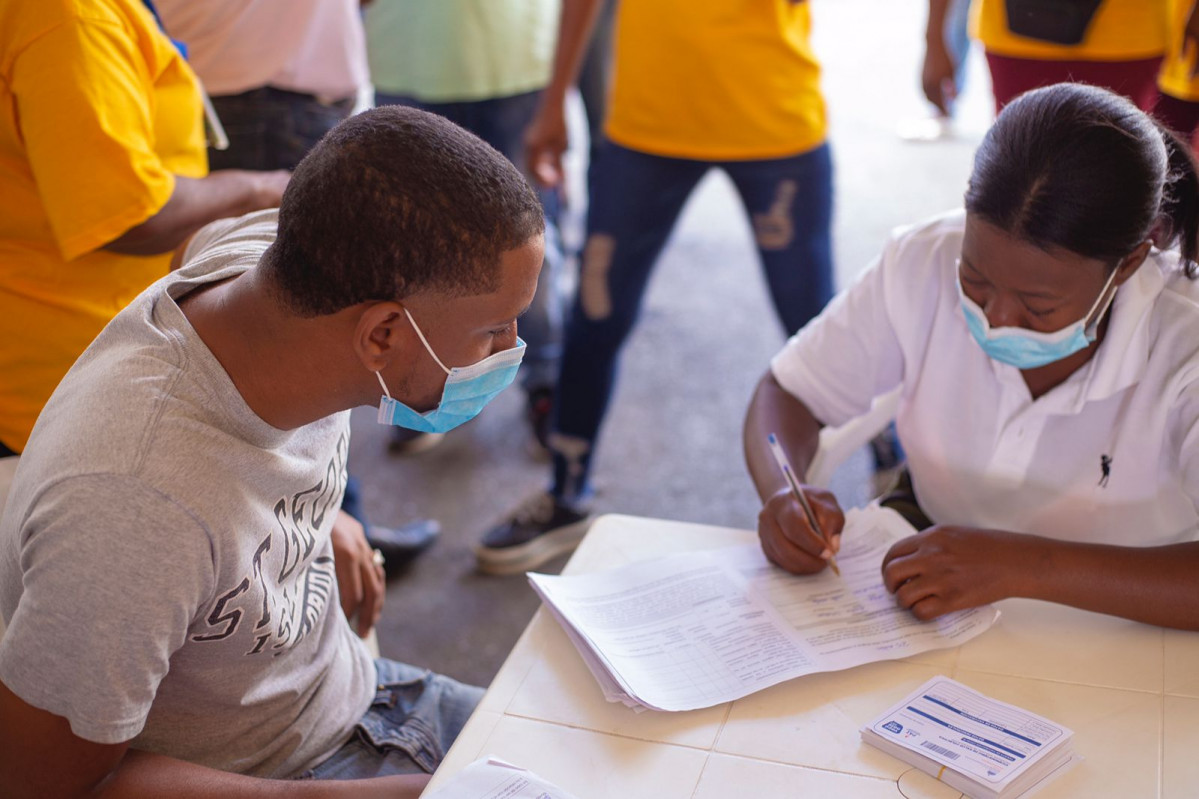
882, 525, 1031, 621
758, 484, 845, 575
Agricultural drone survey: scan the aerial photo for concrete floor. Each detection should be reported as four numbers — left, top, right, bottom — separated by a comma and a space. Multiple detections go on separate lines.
352, 0, 996, 689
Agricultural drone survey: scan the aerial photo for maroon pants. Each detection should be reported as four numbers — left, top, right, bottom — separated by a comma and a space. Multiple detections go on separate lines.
1153, 92, 1199, 147
985, 52, 1163, 113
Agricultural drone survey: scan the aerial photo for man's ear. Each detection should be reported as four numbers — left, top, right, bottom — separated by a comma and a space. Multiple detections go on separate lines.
353, 301, 409, 372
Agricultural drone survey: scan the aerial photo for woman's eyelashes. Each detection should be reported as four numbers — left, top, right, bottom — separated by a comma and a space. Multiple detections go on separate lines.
962, 274, 1060, 320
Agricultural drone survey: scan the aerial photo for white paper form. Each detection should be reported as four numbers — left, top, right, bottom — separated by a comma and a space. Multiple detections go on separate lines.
864, 676, 1073, 797
539, 600, 642, 708
529, 551, 816, 711
725, 505, 1000, 670
529, 506, 1000, 712
424, 756, 582, 799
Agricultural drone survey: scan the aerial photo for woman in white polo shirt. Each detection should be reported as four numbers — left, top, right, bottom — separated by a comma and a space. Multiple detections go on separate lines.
745, 82, 1199, 630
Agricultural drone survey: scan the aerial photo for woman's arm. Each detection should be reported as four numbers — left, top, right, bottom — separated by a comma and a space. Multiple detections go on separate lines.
744, 371, 845, 575
103, 170, 289, 256
883, 526, 1199, 630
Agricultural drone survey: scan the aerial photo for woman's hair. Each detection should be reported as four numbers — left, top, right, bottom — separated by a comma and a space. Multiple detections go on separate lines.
964, 83, 1199, 277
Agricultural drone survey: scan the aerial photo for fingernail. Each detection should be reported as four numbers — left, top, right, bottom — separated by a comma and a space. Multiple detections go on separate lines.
820, 548, 832, 560
831, 534, 841, 553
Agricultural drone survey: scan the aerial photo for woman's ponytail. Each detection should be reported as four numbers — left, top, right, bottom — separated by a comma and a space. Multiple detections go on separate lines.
1155, 122, 1199, 277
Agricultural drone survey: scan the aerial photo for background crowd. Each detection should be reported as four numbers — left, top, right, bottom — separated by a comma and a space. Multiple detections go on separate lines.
3, 0, 1199, 735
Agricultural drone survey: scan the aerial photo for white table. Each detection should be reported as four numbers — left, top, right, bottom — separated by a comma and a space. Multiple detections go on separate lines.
423, 514, 1199, 798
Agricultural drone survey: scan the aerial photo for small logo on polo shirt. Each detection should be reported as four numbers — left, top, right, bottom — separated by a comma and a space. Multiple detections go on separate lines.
1099, 454, 1112, 488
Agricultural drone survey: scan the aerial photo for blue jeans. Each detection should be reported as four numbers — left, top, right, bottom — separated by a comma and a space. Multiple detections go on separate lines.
297, 659, 483, 779
945, 0, 972, 98
209, 86, 355, 172
375, 90, 565, 394
340, 476, 369, 527
551, 140, 835, 500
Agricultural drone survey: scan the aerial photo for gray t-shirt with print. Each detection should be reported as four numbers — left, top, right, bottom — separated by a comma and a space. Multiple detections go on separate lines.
0, 210, 375, 778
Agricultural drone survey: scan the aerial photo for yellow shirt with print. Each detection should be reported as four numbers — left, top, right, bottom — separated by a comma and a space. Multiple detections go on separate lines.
0, 0, 206, 452
605, 0, 826, 161
1159, 0, 1199, 101
973, 0, 1168, 61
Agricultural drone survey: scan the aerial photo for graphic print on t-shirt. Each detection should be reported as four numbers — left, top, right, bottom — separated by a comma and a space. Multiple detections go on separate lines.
191, 434, 348, 656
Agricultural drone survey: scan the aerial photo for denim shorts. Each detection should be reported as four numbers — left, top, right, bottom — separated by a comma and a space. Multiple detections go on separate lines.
296, 659, 484, 780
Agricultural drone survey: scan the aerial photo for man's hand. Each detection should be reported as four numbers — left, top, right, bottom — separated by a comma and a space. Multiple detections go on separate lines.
330, 510, 385, 637
757, 484, 845, 575
524, 101, 570, 189
922, 35, 957, 115
882, 525, 1025, 620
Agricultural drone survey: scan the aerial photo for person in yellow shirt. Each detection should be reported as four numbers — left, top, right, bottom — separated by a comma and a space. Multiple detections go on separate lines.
0, 0, 288, 456
475, 0, 835, 574
1156, 0, 1199, 147
923, 0, 1169, 112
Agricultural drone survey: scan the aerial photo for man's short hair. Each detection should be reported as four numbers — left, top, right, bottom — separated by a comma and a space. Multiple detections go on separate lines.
261, 105, 545, 316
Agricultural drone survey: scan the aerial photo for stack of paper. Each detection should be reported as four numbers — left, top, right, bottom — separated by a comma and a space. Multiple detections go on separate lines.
528, 505, 999, 712
861, 676, 1075, 799
425, 756, 581, 799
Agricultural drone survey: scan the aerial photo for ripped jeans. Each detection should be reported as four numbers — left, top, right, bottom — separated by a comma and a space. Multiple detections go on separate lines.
296, 659, 483, 780
551, 139, 834, 501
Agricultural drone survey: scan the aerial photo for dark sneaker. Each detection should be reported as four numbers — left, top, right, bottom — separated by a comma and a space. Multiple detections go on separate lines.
475, 492, 591, 576
366, 518, 440, 577
525, 387, 554, 460
389, 427, 445, 455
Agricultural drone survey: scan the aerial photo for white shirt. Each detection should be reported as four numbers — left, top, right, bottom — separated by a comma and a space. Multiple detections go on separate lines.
772, 211, 1199, 548
155, 0, 368, 101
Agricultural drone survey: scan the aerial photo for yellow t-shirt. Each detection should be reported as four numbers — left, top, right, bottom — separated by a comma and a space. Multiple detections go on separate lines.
1158, 0, 1199, 101
973, 0, 1168, 61
605, 0, 826, 161
0, 0, 206, 452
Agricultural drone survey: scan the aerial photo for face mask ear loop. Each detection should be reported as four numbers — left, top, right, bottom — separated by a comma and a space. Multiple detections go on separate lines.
375, 371, 392, 399
1083, 265, 1122, 340
402, 307, 452, 375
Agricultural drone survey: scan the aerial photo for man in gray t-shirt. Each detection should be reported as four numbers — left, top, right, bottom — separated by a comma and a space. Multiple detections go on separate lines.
0, 106, 546, 798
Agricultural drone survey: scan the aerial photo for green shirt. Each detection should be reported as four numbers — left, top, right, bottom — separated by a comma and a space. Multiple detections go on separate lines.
365, 0, 559, 102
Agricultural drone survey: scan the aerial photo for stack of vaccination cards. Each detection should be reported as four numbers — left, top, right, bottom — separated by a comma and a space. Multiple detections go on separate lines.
861, 676, 1075, 799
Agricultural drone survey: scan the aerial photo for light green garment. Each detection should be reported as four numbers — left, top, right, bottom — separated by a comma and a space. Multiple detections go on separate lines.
365, 0, 559, 102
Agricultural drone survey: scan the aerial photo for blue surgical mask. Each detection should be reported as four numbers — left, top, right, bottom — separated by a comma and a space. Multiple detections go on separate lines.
958, 264, 1120, 369
376, 308, 525, 433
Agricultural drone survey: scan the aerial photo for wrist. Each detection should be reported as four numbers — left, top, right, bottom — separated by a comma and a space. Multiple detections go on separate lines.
1003, 532, 1055, 600
538, 85, 570, 115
